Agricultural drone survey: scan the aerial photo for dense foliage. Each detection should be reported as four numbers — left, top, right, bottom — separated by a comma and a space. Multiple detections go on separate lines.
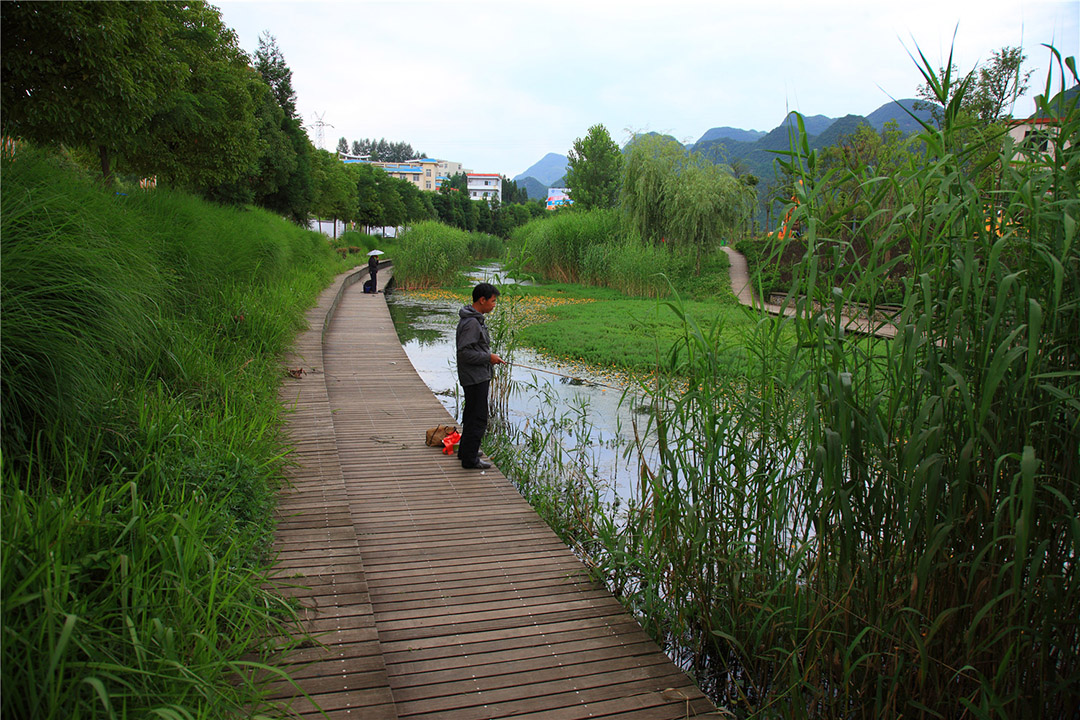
565, 123, 623, 210
392, 221, 504, 289
1, 2, 318, 222
339, 136, 425, 162
513, 49, 1079, 718
510, 201, 743, 300
1, 146, 346, 716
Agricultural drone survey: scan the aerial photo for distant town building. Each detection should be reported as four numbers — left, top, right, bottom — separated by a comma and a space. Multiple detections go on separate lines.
1007, 117, 1072, 161
467, 173, 502, 202
546, 187, 572, 210
338, 153, 445, 192
438, 160, 465, 179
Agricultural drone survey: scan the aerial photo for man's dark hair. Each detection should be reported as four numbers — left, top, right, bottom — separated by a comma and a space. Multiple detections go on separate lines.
473, 282, 500, 302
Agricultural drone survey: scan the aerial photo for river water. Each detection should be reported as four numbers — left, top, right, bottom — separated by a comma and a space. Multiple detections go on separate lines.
385, 265, 655, 503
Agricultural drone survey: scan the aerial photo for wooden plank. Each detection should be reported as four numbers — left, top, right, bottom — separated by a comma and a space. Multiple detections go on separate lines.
268, 267, 397, 719
270, 266, 716, 719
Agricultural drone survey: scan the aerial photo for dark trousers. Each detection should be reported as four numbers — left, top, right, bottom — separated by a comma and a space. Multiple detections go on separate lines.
459, 380, 489, 464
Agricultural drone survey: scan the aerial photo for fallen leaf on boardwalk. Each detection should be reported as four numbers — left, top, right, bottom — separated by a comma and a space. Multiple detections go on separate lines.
287, 367, 305, 378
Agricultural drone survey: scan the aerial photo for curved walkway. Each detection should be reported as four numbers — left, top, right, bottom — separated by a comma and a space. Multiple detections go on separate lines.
266, 265, 717, 719
720, 246, 897, 338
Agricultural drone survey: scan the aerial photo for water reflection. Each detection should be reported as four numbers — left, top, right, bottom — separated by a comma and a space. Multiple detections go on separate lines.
465, 262, 534, 287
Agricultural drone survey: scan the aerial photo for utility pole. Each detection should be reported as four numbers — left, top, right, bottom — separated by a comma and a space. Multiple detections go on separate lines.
308, 111, 333, 150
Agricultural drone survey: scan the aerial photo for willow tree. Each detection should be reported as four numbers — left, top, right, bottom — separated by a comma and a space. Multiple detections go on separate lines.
620, 133, 685, 243
622, 133, 754, 265
667, 157, 753, 267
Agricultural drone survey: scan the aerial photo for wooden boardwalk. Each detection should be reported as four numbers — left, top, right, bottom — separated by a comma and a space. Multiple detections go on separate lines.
267, 265, 718, 719
721, 246, 898, 338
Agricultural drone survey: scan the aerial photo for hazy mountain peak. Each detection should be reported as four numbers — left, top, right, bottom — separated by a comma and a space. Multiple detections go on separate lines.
513, 153, 568, 186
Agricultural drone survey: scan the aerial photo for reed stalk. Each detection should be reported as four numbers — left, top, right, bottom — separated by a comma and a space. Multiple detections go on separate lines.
604, 48, 1080, 717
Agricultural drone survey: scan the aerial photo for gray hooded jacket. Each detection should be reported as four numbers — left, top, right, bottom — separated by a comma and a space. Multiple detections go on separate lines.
456, 305, 492, 387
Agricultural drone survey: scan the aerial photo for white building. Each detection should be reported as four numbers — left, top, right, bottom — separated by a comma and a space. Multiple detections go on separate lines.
467, 173, 502, 202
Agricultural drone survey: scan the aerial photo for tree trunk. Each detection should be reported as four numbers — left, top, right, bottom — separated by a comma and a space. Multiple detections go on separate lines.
98, 145, 112, 181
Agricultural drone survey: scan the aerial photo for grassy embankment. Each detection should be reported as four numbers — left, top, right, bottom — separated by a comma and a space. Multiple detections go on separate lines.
1, 145, 353, 717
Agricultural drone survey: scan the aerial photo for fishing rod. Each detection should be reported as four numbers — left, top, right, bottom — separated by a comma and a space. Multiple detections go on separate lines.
504, 361, 626, 392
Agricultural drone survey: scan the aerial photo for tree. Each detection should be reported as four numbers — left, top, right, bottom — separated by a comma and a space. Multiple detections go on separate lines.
254, 31, 298, 120
2, 1, 270, 191
621, 134, 685, 243
565, 124, 623, 210
336, 137, 349, 154
970, 46, 1033, 124
258, 113, 315, 223
344, 137, 426, 162
477, 199, 494, 235
376, 174, 407, 230
440, 172, 468, 195
622, 133, 752, 263
667, 157, 753, 267
500, 176, 529, 205
915, 45, 1033, 126
202, 70, 287, 206
2, 1, 179, 179
127, 2, 259, 192
313, 150, 356, 237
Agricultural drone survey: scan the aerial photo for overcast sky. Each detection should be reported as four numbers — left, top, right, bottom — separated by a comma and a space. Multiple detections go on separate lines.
215, 0, 1079, 178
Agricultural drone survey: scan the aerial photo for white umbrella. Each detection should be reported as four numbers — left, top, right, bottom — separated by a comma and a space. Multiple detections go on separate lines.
367, 249, 384, 256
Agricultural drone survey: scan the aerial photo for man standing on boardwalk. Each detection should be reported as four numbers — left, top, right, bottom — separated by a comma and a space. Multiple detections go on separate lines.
456, 282, 504, 469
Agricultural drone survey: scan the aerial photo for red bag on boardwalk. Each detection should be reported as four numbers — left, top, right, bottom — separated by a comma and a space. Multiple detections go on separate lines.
441, 431, 461, 455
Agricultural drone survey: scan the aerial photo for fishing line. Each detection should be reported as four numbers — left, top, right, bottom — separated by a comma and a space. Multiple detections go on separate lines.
295, 362, 628, 393
504, 362, 626, 392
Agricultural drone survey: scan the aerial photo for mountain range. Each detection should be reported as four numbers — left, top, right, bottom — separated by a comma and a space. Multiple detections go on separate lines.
512, 98, 936, 199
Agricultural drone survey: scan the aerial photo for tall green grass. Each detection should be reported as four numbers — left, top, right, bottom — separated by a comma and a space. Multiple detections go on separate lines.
510, 208, 735, 299
393, 220, 503, 289
487, 52, 1080, 717
593, 51, 1080, 716
1, 145, 344, 717
511, 208, 623, 283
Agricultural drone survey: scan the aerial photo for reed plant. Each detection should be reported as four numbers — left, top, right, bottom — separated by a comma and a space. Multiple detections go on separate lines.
597, 49, 1079, 717
393, 221, 474, 289
2, 144, 341, 717
486, 379, 613, 562
467, 231, 505, 260
510, 209, 735, 300
510, 208, 623, 283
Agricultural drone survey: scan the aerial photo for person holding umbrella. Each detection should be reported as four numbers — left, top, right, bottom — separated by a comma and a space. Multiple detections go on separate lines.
366, 249, 383, 293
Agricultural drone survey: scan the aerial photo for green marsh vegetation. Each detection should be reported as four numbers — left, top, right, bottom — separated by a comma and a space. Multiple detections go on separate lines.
1, 145, 348, 717
392, 221, 504, 289
493, 50, 1080, 717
